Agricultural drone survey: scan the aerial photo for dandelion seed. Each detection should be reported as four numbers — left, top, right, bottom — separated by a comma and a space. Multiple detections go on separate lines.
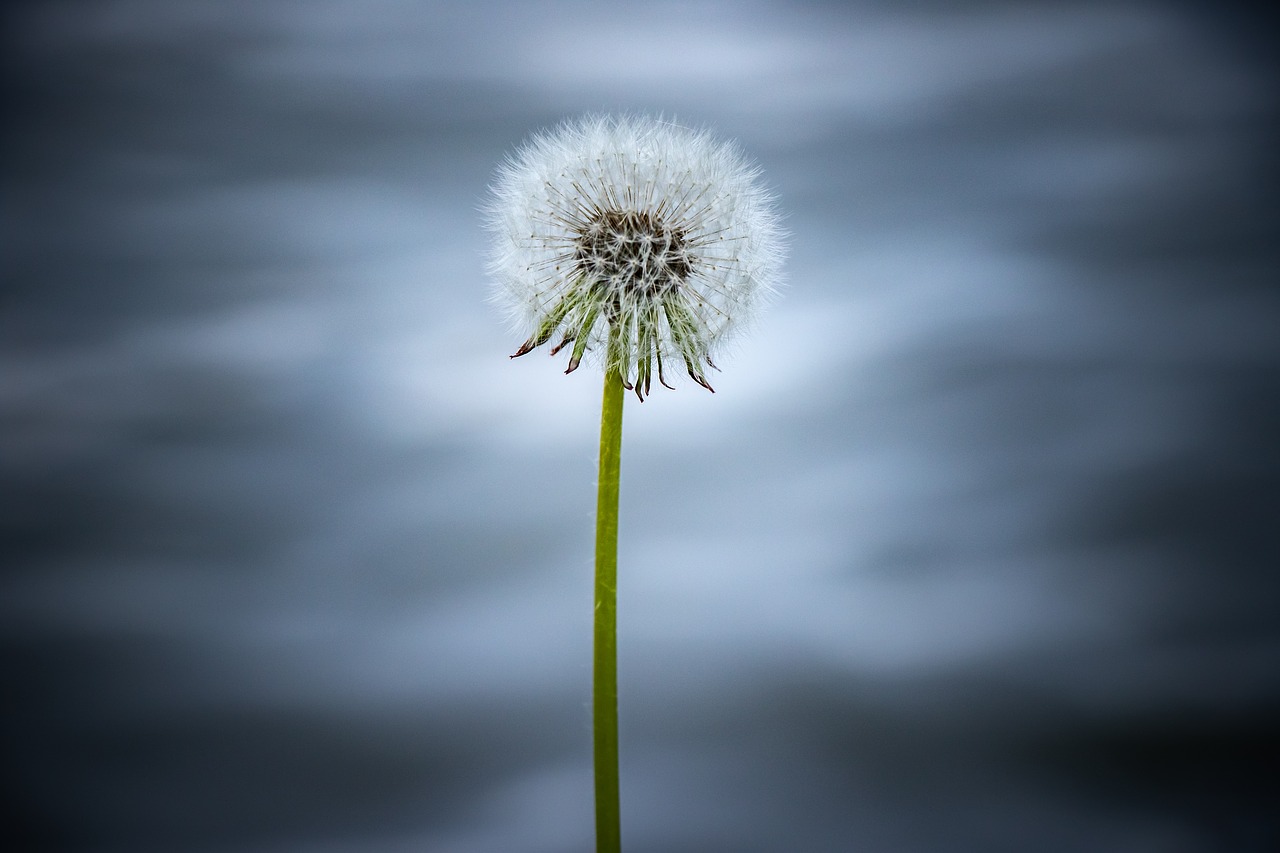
485, 114, 785, 400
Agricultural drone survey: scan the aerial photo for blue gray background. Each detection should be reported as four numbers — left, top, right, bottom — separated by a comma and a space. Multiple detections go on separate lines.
5, 1, 1278, 851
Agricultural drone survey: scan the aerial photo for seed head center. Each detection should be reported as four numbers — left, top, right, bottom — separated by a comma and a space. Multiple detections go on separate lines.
575, 209, 691, 297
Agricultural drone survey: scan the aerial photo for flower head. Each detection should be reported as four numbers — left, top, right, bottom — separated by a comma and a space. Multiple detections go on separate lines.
485, 115, 784, 400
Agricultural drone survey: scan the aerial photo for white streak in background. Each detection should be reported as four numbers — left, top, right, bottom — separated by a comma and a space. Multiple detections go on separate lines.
18, 1, 1243, 131
524, 6, 1164, 110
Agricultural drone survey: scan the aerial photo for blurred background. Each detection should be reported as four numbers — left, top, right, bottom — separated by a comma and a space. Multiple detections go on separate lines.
4, 1, 1278, 850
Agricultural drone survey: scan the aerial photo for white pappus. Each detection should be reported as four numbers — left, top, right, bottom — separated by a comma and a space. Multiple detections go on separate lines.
485, 114, 785, 400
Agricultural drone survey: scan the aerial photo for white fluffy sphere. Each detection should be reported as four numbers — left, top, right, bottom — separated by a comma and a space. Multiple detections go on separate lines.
485, 115, 785, 399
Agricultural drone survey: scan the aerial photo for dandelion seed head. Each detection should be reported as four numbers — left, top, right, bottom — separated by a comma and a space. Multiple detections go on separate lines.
485, 114, 785, 399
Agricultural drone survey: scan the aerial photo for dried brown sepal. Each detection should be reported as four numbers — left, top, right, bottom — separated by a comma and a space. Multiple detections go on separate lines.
510, 337, 539, 359
686, 359, 715, 393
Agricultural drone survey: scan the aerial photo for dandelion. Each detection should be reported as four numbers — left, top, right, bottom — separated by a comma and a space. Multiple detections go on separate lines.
486, 114, 784, 400
484, 115, 784, 852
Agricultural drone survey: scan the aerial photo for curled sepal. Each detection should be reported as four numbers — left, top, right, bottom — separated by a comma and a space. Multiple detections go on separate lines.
661, 293, 715, 393
511, 292, 575, 359
565, 299, 603, 375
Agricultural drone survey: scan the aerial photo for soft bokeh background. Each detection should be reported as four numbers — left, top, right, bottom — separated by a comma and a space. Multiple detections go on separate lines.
5, 1, 1278, 850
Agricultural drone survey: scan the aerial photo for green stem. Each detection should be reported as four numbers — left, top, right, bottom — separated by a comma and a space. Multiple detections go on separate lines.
593, 360, 625, 853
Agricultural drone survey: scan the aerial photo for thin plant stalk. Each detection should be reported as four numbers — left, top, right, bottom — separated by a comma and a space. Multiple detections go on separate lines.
592, 357, 625, 853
